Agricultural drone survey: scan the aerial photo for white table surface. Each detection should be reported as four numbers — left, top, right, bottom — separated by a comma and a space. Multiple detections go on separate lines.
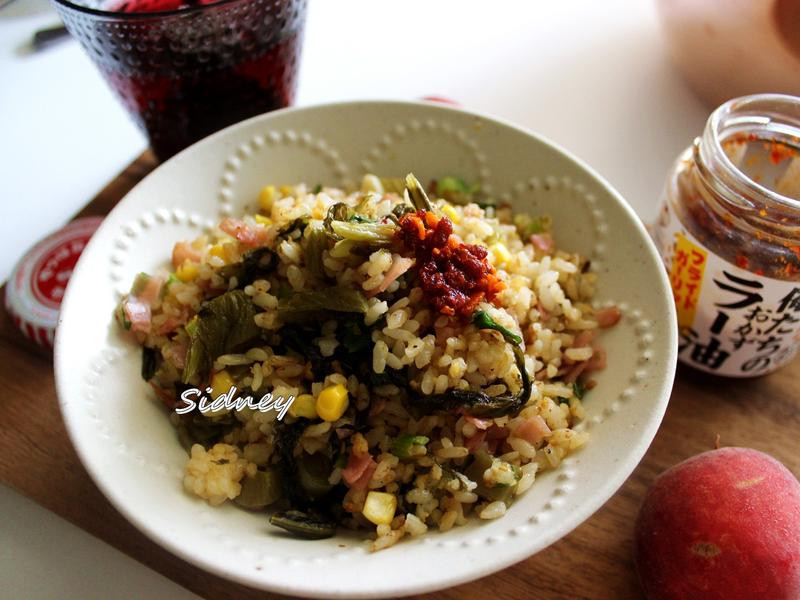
0, 0, 709, 597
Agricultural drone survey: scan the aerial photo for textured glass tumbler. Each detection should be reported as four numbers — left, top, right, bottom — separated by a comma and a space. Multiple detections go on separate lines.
53, 0, 307, 160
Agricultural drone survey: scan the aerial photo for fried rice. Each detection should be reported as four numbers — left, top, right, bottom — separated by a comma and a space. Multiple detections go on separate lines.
116, 173, 620, 550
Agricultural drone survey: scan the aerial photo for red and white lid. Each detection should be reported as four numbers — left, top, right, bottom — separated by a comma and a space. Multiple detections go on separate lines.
5, 217, 103, 347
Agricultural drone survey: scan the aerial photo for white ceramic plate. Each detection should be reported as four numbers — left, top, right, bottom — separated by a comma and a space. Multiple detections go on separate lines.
55, 100, 677, 598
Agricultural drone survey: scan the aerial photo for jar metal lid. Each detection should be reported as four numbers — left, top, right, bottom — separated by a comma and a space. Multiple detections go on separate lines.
5, 217, 103, 347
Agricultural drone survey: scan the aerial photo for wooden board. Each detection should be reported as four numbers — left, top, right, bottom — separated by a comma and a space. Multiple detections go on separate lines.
1, 151, 798, 599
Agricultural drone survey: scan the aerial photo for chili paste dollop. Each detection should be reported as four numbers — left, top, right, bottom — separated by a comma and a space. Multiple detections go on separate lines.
396, 210, 505, 316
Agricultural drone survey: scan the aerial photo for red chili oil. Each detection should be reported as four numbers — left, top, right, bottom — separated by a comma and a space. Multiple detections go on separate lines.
652, 94, 800, 377
655, 102, 800, 281
396, 210, 505, 317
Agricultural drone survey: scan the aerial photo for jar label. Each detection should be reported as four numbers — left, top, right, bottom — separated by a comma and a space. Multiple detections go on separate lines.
656, 200, 800, 376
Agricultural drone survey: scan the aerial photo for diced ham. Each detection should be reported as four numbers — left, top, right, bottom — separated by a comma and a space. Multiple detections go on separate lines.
465, 415, 492, 430
563, 361, 588, 383
155, 315, 183, 336
561, 331, 595, 372
123, 297, 151, 334
220, 217, 272, 248
465, 430, 487, 453
585, 346, 607, 372
121, 276, 164, 335
341, 452, 377, 490
573, 330, 595, 348
171, 241, 201, 267
514, 415, 552, 445
365, 255, 414, 298
530, 233, 554, 253
565, 343, 608, 382
596, 306, 621, 328
349, 460, 377, 491
163, 338, 188, 371
138, 276, 163, 304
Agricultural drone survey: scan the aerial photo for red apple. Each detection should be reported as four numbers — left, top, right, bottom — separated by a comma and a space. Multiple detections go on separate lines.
635, 447, 800, 600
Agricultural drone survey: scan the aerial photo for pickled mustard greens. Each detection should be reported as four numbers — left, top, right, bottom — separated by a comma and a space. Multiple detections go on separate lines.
235, 468, 283, 509
404, 173, 434, 212
182, 290, 262, 383
277, 287, 368, 314
269, 510, 337, 540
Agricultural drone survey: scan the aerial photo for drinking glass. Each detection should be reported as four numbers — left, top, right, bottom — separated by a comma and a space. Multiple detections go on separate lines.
53, 0, 307, 160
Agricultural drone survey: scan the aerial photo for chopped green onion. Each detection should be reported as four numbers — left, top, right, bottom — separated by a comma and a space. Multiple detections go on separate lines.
348, 214, 373, 223
391, 434, 430, 458
514, 214, 552, 237
436, 176, 471, 195
114, 303, 132, 331
472, 310, 523, 345
184, 315, 198, 336
434, 176, 482, 206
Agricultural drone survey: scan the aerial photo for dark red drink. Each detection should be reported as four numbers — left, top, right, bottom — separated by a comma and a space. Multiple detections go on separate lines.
54, 0, 306, 160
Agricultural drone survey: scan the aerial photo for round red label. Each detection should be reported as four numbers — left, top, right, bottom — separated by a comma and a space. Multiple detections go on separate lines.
31, 235, 92, 309
6, 216, 103, 347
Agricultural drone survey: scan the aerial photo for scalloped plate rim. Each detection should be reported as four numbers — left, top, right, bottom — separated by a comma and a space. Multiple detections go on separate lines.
54, 99, 677, 599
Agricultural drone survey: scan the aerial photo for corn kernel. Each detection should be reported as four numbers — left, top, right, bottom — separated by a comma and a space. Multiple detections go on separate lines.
315, 384, 349, 422
441, 203, 460, 224
206, 370, 235, 416
490, 242, 512, 266
279, 185, 293, 198
254, 214, 272, 226
210, 369, 236, 399
175, 261, 199, 282
363, 491, 397, 525
289, 394, 318, 419
258, 185, 276, 212
208, 244, 226, 259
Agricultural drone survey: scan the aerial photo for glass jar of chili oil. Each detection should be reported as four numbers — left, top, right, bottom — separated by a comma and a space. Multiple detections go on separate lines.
652, 94, 800, 377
